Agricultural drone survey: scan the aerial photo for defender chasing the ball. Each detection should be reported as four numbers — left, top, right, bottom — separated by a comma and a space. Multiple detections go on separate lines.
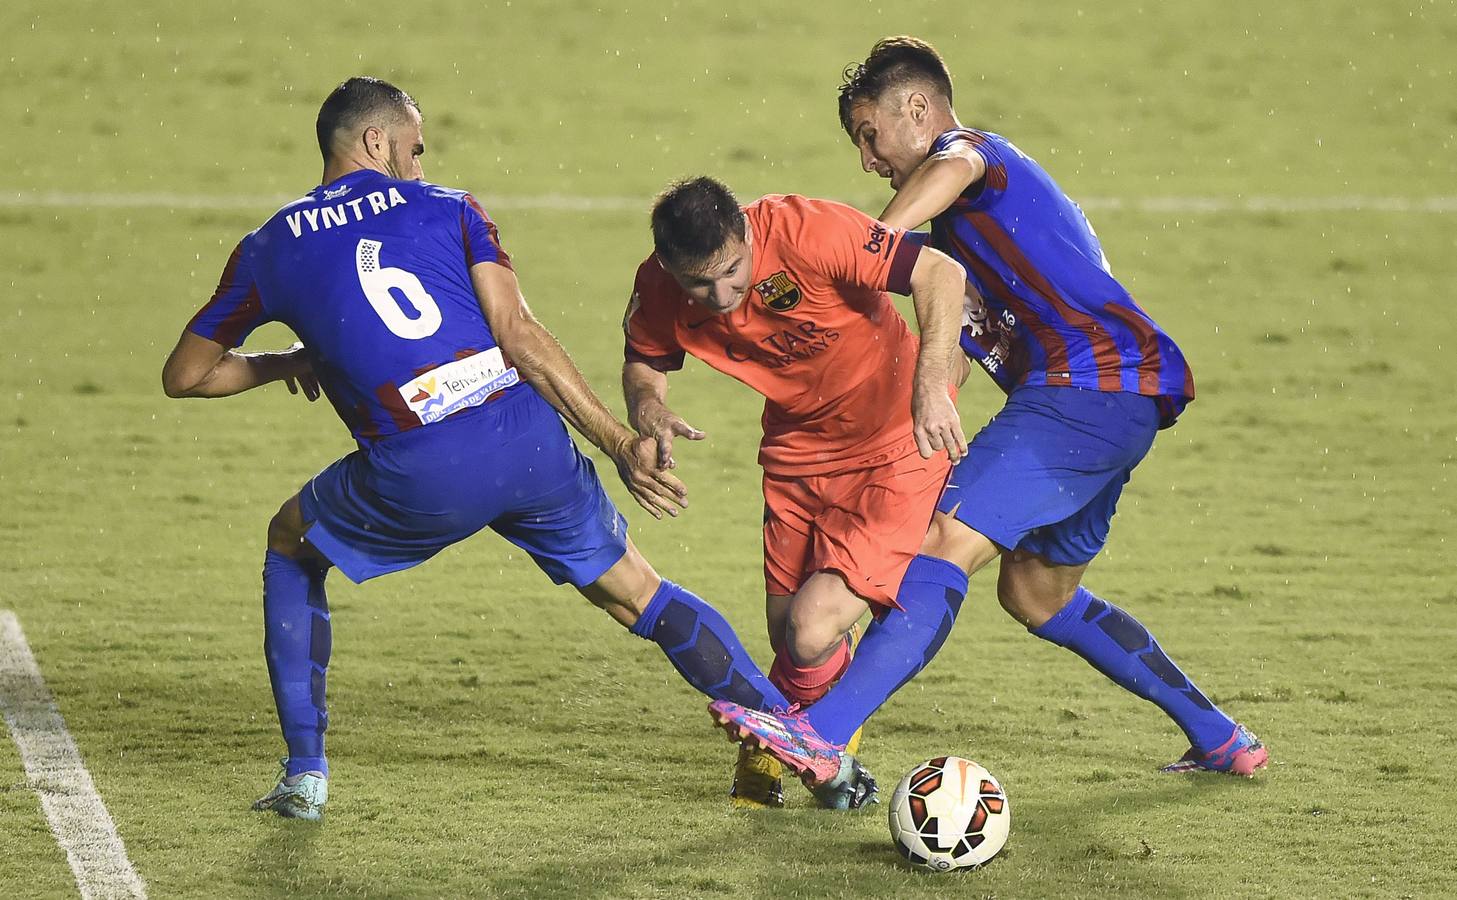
163, 77, 797, 821
712, 37, 1267, 788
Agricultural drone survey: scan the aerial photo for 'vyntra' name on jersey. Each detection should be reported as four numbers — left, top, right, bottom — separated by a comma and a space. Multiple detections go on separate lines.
283, 184, 410, 237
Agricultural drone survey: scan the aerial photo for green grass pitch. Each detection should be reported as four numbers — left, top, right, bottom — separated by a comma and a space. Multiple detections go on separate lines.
2, 1, 1455, 896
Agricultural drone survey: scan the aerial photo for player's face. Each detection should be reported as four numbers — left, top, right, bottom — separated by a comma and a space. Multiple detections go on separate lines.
849, 94, 931, 190
383, 106, 426, 181
667, 225, 754, 314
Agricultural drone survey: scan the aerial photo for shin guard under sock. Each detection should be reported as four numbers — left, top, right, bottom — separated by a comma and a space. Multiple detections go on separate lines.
1032, 586, 1236, 752
630, 579, 788, 710
805, 555, 969, 746
262, 550, 331, 777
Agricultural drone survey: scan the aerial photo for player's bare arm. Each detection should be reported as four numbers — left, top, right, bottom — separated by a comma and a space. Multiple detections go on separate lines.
622, 360, 705, 471
470, 260, 688, 519
162, 331, 319, 400
906, 246, 969, 461
877, 144, 985, 230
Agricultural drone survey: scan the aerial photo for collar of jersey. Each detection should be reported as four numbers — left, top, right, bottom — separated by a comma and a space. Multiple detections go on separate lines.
314, 168, 388, 196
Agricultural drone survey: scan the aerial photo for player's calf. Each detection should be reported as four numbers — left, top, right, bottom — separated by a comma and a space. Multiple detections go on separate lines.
1031, 585, 1247, 763
591, 543, 790, 709
262, 550, 332, 780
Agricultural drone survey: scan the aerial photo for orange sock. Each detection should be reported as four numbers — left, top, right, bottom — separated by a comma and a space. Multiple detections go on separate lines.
769, 636, 852, 706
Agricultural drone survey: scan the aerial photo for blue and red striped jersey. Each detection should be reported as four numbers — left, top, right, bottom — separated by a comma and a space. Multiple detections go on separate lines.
929, 129, 1194, 427
187, 169, 523, 443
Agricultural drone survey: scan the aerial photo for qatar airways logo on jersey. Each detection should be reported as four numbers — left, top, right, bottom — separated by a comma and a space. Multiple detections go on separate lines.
285, 187, 409, 238
724, 320, 841, 369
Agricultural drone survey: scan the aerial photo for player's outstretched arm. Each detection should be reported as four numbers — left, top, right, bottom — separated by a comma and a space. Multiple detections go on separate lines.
907, 247, 970, 462
622, 361, 705, 470
162, 331, 319, 400
470, 261, 688, 519
878, 144, 986, 230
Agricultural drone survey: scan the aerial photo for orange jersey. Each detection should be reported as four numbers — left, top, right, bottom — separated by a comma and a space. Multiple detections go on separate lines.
624, 194, 926, 476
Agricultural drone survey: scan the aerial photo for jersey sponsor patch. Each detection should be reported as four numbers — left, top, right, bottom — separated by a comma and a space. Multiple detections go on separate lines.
398, 347, 518, 425
863, 222, 893, 256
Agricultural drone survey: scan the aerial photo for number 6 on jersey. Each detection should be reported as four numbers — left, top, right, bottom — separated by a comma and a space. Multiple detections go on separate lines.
356, 238, 442, 339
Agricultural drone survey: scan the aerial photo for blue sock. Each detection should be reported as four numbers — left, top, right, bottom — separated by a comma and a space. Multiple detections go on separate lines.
1033, 587, 1235, 752
806, 555, 969, 746
629, 580, 788, 710
262, 550, 331, 778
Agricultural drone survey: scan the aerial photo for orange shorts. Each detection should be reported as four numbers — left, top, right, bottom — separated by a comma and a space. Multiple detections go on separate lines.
762, 448, 952, 608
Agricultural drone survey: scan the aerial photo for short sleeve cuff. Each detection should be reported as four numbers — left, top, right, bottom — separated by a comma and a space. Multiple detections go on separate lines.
886, 231, 927, 295
625, 345, 685, 372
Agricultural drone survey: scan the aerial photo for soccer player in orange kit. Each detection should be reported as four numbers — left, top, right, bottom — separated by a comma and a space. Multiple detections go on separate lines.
621, 176, 969, 808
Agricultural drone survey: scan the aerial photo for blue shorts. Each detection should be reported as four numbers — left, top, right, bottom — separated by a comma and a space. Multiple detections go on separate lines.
938, 386, 1159, 566
299, 388, 628, 586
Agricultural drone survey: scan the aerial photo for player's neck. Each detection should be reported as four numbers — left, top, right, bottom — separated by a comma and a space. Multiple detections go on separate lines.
928, 109, 963, 136
320, 157, 389, 186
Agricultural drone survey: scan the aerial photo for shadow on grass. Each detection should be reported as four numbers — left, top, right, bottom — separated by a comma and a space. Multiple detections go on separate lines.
471, 778, 1232, 898
238, 821, 357, 900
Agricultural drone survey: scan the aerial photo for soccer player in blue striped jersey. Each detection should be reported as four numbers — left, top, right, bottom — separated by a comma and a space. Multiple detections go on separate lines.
711, 38, 1266, 786
163, 77, 791, 820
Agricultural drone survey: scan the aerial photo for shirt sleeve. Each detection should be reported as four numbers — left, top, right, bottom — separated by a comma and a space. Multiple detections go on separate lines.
622, 258, 686, 372
786, 197, 924, 296
937, 129, 1009, 212
186, 237, 270, 348
461, 193, 512, 269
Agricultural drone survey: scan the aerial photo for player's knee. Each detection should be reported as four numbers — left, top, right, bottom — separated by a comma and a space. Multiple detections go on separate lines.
996, 582, 1038, 627
996, 579, 1071, 630
580, 544, 659, 629
920, 513, 994, 574
783, 612, 841, 668
266, 499, 309, 556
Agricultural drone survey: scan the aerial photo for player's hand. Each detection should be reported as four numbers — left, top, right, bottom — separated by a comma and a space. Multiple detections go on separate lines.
648, 413, 706, 469
614, 435, 690, 519
283, 371, 321, 401
912, 386, 968, 463
280, 343, 321, 402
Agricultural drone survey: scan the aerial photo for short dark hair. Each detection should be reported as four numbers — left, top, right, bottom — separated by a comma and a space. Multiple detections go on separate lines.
837, 36, 953, 136
315, 76, 419, 161
650, 177, 746, 270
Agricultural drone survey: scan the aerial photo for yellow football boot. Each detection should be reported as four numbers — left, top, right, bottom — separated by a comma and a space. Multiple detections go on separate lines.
730, 742, 785, 808
842, 623, 865, 756
729, 622, 866, 808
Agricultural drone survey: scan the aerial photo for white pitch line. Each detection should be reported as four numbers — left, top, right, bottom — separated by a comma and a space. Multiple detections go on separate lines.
0, 611, 147, 900
0, 189, 1454, 214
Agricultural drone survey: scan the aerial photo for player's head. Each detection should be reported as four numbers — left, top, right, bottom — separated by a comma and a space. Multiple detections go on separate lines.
651, 176, 753, 314
838, 36, 956, 189
316, 77, 425, 180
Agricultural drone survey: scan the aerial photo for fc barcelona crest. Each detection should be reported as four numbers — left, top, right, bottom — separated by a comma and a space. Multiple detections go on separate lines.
755, 271, 801, 312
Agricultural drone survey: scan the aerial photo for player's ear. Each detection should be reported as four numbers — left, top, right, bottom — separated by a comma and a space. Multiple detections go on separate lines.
907, 90, 930, 124
362, 125, 387, 161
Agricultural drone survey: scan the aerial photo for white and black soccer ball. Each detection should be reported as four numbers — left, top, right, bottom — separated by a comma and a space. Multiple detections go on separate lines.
888, 756, 1010, 872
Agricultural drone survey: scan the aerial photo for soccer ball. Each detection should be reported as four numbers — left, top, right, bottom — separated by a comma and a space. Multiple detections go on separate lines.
888, 756, 1010, 872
